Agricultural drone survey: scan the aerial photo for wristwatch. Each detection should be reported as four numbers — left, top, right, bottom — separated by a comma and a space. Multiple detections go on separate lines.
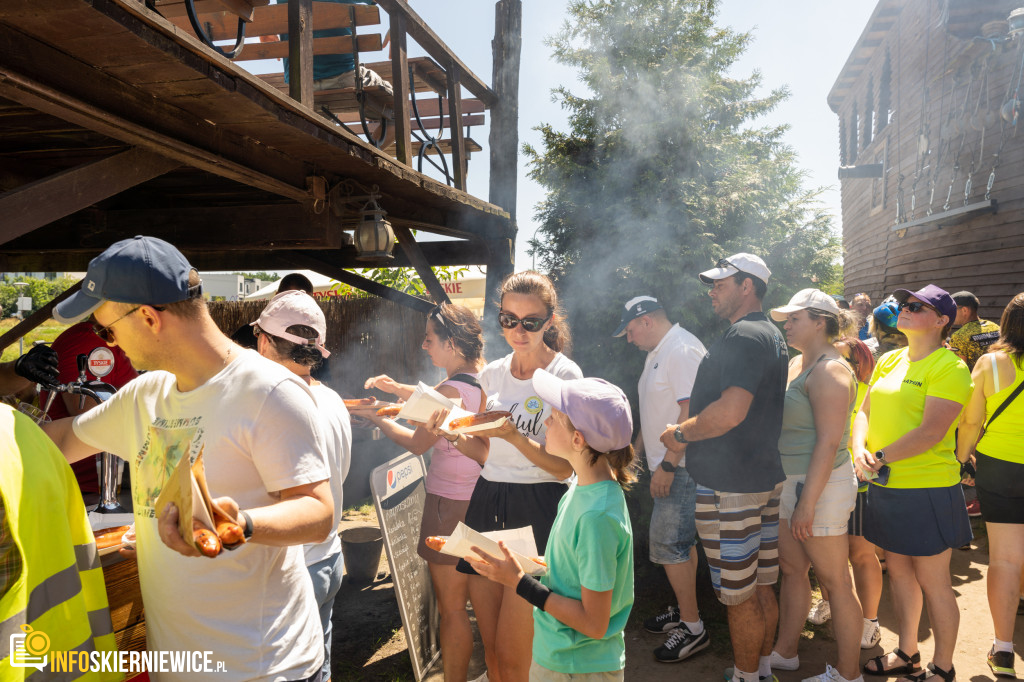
672, 425, 688, 443
659, 460, 677, 473
240, 510, 254, 541
874, 450, 886, 463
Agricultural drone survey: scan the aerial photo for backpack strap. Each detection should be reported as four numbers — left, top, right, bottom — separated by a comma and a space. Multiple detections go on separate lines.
447, 373, 482, 390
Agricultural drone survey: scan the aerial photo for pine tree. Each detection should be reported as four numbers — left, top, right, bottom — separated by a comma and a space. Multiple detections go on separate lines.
527, 0, 840, 383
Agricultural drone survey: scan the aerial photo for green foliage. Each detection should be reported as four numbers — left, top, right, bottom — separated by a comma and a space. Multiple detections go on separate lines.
329, 266, 469, 298
232, 271, 279, 281
0, 277, 78, 318
527, 0, 841, 388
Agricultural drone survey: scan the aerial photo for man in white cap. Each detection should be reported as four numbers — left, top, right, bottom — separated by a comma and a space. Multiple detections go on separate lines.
613, 296, 710, 663
659, 253, 788, 682
41, 236, 333, 682
252, 290, 351, 682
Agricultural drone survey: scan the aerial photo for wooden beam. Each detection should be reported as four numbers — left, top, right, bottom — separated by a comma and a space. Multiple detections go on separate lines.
374, 0, 497, 107
0, 149, 180, 245
0, 282, 82, 352
390, 12, 413, 166
166, 3, 381, 40
278, 252, 435, 312
288, 0, 314, 107
446, 63, 467, 191
0, 69, 310, 203
392, 224, 450, 304
238, 34, 382, 61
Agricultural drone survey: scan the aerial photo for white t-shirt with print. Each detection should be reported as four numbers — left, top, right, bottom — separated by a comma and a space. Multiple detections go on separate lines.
304, 382, 352, 566
478, 352, 583, 483
639, 324, 706, 470
73, 349, 328, 682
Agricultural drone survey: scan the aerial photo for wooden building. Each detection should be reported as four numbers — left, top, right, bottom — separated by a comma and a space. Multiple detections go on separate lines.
0, 0, 522, 347
830, 0, 1024, 321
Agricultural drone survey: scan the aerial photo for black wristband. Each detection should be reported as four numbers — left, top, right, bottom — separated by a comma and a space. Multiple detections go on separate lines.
240, 510, 254, 540
515, 574, 551, 611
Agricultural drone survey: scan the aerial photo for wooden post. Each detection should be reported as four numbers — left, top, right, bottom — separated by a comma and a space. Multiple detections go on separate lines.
288, 0, 314, 107
0, 282, 81, 352
446, 63, 467, 191
390, 11, 413, 166
485, 0, 521, 354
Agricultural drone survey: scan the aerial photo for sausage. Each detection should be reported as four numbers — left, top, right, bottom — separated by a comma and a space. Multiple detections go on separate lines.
447, 411, 513, 431
94, 526, 130, 550
376, 405, 403, 417
529, 556, 547, 568
425, 536, 446, 552
193, 519, 222, 557
343, 398, 377, 408
215, 519, 246, 547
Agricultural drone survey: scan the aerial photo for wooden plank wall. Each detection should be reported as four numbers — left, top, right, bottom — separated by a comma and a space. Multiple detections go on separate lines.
838, 0, 1024, 322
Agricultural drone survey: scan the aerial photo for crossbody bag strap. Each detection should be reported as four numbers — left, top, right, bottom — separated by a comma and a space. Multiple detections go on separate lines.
447, 373, 481, 390
985, 371, 1024, 431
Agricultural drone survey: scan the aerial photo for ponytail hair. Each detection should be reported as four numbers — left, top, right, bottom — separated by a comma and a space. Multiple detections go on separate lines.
499, 270, 573, 355
429, 302, 485, 367
592, 444, 638, 490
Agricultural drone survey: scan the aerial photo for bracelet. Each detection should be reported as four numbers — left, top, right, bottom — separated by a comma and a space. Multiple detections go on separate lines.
515, 574, 551, 611
445, 433, 459, 444
240, 510, 254, 540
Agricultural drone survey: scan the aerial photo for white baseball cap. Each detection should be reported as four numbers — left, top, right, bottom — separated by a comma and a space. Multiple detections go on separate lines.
698, 253, 771, 285
769, 288, 840, 321
252, 290, 331, 358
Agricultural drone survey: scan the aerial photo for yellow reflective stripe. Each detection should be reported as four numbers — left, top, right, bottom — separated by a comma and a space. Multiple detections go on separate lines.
0, 562, 82, 644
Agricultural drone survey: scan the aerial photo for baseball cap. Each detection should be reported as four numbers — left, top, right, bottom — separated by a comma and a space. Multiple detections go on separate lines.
55, 235, 201, 324
532, 369, 632, 453
892, 284, 957, 323
612, 296, 663, 337
769, 288, 840, 321
873, 297, 900, 329
699, 253, 771, 285
252, 290, 331, 358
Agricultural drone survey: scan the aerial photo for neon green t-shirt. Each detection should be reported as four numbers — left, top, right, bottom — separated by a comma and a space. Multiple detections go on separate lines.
866, 347, 972, 489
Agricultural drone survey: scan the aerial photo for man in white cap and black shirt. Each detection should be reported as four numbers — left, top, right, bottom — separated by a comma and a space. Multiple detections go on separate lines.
613, 296, 710, 663
42, 235, 333, 682
659, 253, 788, 682
252, 290, 351, 682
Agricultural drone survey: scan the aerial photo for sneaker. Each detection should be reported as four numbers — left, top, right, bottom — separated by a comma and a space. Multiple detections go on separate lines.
724, 667, 779, 682
988, 647, 1016, 678
769, 650, 800, 671
644, 605, 681, 633
469, 673, 489, 682
807, 598, 832, 625
802, 665, 863, 682
860, 619, 881, 649
966, 499, 982, 517
654, 624, 710, 662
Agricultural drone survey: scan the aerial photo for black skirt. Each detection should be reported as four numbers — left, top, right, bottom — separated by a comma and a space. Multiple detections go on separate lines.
863, 483, 973, 556
455, 476, 567, 576
975, 452, 1024, 524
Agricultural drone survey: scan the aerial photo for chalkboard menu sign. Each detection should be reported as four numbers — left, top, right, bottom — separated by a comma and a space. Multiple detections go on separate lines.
370, 452, 440, 680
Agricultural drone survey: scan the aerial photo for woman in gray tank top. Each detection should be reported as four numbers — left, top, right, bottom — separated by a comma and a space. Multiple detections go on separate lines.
767, 289, 862, 682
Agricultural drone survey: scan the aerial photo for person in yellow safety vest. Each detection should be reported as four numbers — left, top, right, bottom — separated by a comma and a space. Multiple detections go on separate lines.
0, 403, 121, 682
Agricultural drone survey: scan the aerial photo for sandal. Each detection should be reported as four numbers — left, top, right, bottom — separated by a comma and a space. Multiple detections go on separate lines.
863, 648, 922, 676
915, 663, 955, 682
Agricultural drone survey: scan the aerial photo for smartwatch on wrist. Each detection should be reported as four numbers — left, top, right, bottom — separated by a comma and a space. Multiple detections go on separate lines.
672, 425, 688, 443
874, 450, 886, 463
240, 510, 254, 541
659, 459, 677, 473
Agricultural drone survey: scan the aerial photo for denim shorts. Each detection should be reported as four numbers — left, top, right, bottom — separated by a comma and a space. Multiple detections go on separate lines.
649, 466, 697, 564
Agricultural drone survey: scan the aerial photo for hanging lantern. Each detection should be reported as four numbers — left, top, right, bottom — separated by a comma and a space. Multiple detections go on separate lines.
354, 190, 395, 261
1009, 8, 1024, 38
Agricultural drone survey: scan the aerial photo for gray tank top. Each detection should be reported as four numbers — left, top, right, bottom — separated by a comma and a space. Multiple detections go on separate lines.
778, 355, 856, 475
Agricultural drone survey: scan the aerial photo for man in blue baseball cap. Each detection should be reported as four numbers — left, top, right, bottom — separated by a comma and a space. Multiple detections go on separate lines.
42, 236, 334, 682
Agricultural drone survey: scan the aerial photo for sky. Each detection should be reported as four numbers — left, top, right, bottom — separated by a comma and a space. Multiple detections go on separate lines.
245, 1, 881, 272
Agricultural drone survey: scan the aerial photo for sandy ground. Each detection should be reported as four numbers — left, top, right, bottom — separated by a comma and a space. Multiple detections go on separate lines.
333, 513, 1021, 681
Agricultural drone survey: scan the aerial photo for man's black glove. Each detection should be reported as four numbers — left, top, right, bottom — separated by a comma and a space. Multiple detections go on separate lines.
13, 344, 59, 387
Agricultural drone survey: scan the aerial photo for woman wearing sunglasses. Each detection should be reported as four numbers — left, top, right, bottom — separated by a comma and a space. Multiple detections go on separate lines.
767, 290, 862, 682
955, 292, 1024, 679
457, 270, 582, 682
364, 302, 489, 682
853, 285, 973, 682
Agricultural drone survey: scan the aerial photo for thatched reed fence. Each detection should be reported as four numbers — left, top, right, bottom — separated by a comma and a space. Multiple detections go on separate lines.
209, 297, 442, 397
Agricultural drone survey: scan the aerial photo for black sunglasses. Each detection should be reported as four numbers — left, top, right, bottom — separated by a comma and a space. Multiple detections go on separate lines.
91, 306, 142, 344
498, 311, 551, 333
898, 301, 933, 314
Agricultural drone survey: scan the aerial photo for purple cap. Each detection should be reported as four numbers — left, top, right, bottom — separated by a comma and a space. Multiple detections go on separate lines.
892, 284, 957, 323
532, 369, 633, 453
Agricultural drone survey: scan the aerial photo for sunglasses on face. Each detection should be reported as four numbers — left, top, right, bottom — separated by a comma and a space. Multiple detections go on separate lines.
91, 306, 142, 344
498, 311, 551, 333
898, 301, 934, 314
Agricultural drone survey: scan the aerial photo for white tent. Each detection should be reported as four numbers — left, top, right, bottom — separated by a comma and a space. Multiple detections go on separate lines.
246, 269, 488, 317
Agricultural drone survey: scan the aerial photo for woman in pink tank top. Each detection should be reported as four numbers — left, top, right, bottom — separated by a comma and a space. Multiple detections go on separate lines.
365, 303, 487, 682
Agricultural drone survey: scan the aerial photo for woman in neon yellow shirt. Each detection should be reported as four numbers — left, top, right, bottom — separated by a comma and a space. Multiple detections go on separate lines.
955, 292, 1024, 679
853, 285, 973, 682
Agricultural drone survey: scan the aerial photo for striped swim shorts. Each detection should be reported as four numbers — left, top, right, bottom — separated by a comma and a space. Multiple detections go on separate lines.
694, 482, 783, 606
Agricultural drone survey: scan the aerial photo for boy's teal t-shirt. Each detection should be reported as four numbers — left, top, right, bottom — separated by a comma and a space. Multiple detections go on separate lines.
533, 479, 634, 673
